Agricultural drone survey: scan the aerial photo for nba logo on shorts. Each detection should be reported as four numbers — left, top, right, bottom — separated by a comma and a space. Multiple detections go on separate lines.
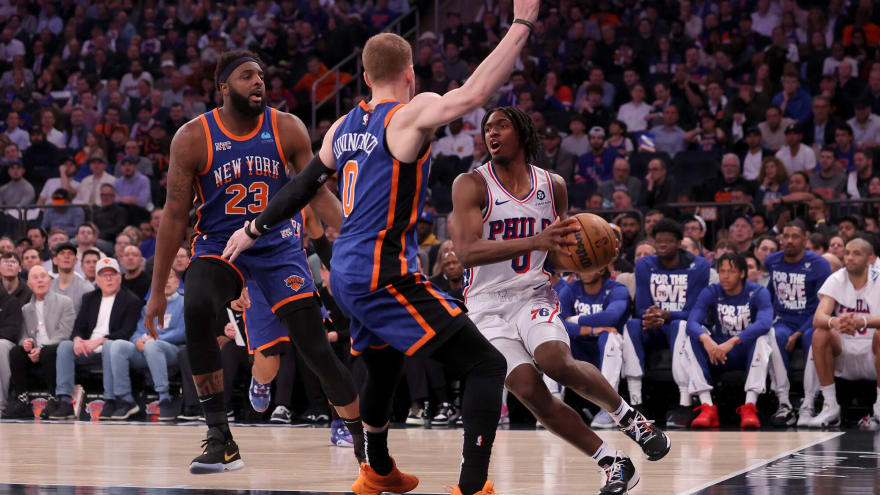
285, 275, 304, 291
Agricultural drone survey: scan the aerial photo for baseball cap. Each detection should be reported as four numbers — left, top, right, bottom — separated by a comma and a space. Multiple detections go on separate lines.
96, 256, 121, 275
51, 188, 70, 205
161, 59, 175, 68
418, 31, 438, 42
588, 126, 606, 137
8, 161, 22, 168
745, 126, 761, 137
120, 155, 136, 164
731, 212, 754, 228
854, 97, 872, 110
543, 125, 560, 139
419, 210, 435, 224
784, 122, 801, 134
54, 242, 77, 256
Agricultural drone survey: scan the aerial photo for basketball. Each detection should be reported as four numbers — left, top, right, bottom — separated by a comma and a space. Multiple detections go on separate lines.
564, 213, 619, 273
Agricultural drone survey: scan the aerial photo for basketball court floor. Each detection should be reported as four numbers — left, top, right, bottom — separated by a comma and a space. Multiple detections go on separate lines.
0, 421, 877, 494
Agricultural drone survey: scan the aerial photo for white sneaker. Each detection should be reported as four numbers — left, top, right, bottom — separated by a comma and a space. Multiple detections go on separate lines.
796, 403, 814, 428
590, 410, 616, 429
269, 405, 292, 424
858, 405, 880, 431
809, 402, 841, 428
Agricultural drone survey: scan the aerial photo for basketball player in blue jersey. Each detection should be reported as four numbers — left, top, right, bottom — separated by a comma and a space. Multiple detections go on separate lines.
682, 253, 774, 429
222, 2, 548, 492
621, 218, 710, 429
558, 267, 629, 429
449, 107, 669, 495
764, 220, 831, 427
143, 50, 363, 474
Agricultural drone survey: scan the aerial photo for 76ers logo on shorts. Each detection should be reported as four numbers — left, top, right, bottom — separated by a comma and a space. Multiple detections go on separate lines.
285, 275, 305, 291
530, 307, 551, 320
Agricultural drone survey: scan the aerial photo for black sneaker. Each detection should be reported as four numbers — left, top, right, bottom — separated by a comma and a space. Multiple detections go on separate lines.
111, 400, 140, 420
269, 405, 292, 424
157, 399, 177, 421
40, 396, 59, 420
99, 400, 116, 421
597, 452, 640, 495
178, 406, 201, 421
619, 408, 671, 461
665, 406, 693, 429
189, 427, 245, 474
770, 402, 796, 427
48, 400, 76, 420
3, 393, 34, 419
431, 402, 459, 426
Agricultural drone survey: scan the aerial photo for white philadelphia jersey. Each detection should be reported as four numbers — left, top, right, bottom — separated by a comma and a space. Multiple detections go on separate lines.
818, 266, 880, 342
463, 163, 557, 301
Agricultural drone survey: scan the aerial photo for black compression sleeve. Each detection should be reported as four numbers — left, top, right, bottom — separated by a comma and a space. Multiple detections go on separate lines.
252, 155, 336, 234
311, 234, 333, 269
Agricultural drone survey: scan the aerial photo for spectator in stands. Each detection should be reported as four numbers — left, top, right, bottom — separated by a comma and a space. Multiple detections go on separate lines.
49, 243, 93, 313
93, 184, 128, 241
2, 266, 75, 419
810, 147, 848, 199
649, 105, 686, 157
683, 216, 706, 253
0, 237, 12, 253
66, 108, 90, 151
114, 156, 152, 208
617, 83, 650, 133
120, 60, 153, 100
74, 224, 102, 260
685, 113, 727, 154
598, 158, 643, 207
139, 208, 161, 259
700, 154, 752, 203
617, 212, 644, 264
776, 123, 816, 175
467, 133, 488, 173
0, 274, 23, 413
108, 270, 184, 420
644, 158, 676, 209
45, 257, 141, 420
0, 162, 34, 206
121, 246, 149, 300
536, 126, 576, 186
772, 73, 812, 123
605, 120, 633, 159
847, 98, 880, 148
644, 210, 664, 237
832, 124, 856, 173
739, 127, 771, 181
562, 114, 590, 157
26, 228, 48, 260
759, 106, 795, 152
612, 190, 634, 210
729, 214, 756, 254
41, 189, 84, 237
836, 217, 860, 243
74, 157, 116, 206
81, 249, 100, 285
36, 157, 79, 205
576, 84, 614, 131
623, 218, 710, 427
39, 109, 65, 149
807, 233, 829, 255
3, 112, 29, 151
808, 197, 833, 237
417, 210, 440, 249
432, 119, 473, 160
803, 96, 842, 148
1, 251, 32, 306
576, 126, 617, 185
863, 67, 880, 114
847, 149, 878, 199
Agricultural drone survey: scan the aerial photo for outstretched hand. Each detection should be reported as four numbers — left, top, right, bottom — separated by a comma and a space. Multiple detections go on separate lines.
222, 221, 258, 263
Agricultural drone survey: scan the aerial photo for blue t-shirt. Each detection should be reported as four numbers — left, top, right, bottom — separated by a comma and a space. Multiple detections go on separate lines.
634, 249, 711, 322
686, 281, 773, 345
765, 250, 831, 333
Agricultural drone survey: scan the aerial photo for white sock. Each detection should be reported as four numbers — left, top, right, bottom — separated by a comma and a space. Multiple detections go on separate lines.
591, 442, 614, 462
627, 377, 642, 405
821, 384, 837, 406
698, 391, 713, 406
609, 399, 632, 425
776, 391, 791, 407
680, 391, 692, 407
745, 391, 758, 405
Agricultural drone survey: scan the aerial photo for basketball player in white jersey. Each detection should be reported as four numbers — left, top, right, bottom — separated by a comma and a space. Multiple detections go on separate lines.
810, 237, 880, 428
449, 107, 670, 495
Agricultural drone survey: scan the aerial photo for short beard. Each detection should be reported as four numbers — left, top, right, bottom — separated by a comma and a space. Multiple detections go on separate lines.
228, 87, 265, 118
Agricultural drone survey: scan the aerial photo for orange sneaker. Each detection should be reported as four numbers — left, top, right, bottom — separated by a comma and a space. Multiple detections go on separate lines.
690, 403, 720, 428
451, 480, 496, 494
737, 403, 761, 429
351, 458, 419, 495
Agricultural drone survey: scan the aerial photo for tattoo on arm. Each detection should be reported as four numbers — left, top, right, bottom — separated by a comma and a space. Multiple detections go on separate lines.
193, 370, 224, 396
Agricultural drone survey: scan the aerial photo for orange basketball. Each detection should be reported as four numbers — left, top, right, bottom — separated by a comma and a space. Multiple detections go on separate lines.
564, 213, 619, 273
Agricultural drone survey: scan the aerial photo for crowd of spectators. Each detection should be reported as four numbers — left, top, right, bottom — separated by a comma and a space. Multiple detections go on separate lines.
2, 0, 880, 426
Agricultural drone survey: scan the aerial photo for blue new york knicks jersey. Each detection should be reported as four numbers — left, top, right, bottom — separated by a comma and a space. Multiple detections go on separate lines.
330, 100, 431, 291
192, 107, 293, 251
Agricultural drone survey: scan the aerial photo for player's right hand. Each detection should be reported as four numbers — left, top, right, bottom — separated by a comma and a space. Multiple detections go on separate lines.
533, 217, 579, 254
512, 0, 540, 23
222, 221, 258, 263
144, 294, 167, 339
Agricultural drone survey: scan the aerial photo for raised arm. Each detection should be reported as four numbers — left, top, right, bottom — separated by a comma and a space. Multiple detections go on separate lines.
143, 120, 203, 337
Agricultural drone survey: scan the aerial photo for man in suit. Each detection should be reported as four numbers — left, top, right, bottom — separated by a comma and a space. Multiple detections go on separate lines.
44, 257, 142, 419
598, 158, 644, 207
0, 278, 23, 413
2, 266, 75, 418
802, 96, 843, 149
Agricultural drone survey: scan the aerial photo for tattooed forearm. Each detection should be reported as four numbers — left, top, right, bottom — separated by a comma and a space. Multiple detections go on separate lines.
193, 370, 224, 396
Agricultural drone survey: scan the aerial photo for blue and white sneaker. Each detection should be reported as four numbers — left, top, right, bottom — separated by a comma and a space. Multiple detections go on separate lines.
249, 377, 272, 413
591, 410, 616, 429
330, 419, 354, 447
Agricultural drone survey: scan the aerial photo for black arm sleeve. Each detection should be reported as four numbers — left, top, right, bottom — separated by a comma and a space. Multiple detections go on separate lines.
252, 154, 336, 234
310, 234, 333, 269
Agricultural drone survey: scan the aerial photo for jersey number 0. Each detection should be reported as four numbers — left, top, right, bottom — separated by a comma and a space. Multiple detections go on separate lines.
341, 160, 358, 217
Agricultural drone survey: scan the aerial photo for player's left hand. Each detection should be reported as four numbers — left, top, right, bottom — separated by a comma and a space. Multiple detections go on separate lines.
785, 331, 802, 352
222, 221, 258, 262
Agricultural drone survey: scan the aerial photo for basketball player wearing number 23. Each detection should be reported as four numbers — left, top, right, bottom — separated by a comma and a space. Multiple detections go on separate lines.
448, 107, 671, 495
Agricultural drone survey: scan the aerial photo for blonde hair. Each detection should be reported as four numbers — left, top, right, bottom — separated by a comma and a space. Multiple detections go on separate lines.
362, 33, 413, 85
